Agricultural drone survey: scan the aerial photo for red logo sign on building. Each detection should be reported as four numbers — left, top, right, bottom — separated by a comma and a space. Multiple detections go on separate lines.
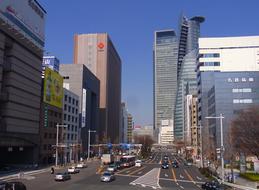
98, 42, 104, 49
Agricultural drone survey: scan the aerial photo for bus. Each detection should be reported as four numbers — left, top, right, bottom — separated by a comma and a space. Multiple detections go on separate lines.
120, 155, 135, 167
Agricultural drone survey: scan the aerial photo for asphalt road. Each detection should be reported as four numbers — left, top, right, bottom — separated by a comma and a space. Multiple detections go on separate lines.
9, 151, 207, 190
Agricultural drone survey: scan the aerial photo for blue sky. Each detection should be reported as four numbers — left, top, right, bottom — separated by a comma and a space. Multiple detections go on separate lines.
39, 0, 259, 126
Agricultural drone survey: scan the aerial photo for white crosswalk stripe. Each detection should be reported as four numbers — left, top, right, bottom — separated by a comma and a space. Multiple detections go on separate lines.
130, 168, 161, 189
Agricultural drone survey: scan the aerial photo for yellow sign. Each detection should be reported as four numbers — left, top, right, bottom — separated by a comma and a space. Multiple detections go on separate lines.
43, 67, 63, 108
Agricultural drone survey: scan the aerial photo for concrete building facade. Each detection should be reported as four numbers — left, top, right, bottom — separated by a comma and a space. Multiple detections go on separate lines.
197, 36, 259, 155
0, 1, 46, 165
73, 33, 121, 143
120, 102, 128, 143
127, 114, 133, 143
63, 88, 80, 163
59, 64, 100, 156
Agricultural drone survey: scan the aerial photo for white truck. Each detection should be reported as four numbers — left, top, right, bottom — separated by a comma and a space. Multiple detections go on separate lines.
101, 154, 114, 165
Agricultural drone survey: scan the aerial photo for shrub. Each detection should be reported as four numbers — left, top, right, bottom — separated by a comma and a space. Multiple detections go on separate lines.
240, 173, 259, 181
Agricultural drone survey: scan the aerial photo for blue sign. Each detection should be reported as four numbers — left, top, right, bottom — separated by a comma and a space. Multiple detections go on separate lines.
43, 56, 60, 72
107, 143, 112, 149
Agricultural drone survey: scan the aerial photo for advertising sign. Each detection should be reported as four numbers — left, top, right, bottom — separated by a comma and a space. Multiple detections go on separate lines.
42, 56, 60, 72
81, 89, 86, 128
43, 67, 63, 108
0, 0, 46, 49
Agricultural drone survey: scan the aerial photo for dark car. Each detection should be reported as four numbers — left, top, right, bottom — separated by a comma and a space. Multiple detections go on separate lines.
161, 162, 169, 169
201, 181, 221, 190
172, 162, 179, 168
0, 181, 27, 190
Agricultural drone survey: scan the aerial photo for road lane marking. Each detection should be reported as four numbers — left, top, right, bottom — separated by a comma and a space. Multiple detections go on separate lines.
159, 177, 205, 184
184, 169, 195, 183
171, 168, 177, 182
180, 174, 184, 179
128, 166, 146, 175
197, 176, 202, 180
165, 174, 168, 177
180, 185, 184, 189
116, 166, 136, 174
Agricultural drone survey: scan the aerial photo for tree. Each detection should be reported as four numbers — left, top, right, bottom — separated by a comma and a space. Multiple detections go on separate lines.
134, 135, 154, 158
230, 106, 259, 160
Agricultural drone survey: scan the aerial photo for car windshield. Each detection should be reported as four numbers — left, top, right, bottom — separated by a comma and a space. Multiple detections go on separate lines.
103, 173, 111, 176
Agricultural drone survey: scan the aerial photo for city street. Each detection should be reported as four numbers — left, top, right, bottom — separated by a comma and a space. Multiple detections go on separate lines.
10, 151, 207, 190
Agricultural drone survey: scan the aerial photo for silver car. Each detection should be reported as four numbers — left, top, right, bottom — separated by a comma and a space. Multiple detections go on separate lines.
100, 172, 115, 182
55, 172, 71, 181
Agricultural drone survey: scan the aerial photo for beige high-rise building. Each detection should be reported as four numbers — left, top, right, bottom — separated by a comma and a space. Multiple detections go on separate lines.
74, 33, 121, 143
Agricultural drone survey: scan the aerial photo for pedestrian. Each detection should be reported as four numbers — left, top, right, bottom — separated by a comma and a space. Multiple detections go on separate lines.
51, 167, 54, 174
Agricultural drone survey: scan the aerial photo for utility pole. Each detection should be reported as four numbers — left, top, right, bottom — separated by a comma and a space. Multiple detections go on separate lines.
206, 114, 225, 183
55, 124, 67, 167
88, 129, 96, 160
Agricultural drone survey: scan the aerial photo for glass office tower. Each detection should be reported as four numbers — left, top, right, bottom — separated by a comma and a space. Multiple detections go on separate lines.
174, 16, 205, 139
153, 30, 178, 141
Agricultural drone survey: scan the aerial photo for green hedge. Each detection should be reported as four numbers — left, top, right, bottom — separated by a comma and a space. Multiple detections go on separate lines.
240, 173, 259, 181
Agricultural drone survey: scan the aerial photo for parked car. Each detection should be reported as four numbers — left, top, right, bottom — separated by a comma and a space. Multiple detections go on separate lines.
100, 172, 116, 182
76, 163, 87, 169
0, 181, 26, 190
55, 172, 71, 181
161, 162, 169, 169
107, 164, 117, 172
68, 166, 80, 174
135, 160, 142, 167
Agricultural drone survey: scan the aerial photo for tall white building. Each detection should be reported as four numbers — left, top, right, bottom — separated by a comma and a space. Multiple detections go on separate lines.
63, 88, 80, 163
158, 120, 174, 145
120, 102, 128, 143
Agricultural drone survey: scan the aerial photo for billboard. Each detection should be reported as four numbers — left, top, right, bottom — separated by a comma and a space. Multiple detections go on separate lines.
0, 0, 46, 49
43, 56, 60, 72
43, 67, 63, 108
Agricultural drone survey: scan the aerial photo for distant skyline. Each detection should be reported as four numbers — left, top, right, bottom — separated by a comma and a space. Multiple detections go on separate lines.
40, 0, 259, 126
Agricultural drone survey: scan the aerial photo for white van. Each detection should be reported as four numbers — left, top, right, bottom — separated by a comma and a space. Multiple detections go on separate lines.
135, 160, 142, 167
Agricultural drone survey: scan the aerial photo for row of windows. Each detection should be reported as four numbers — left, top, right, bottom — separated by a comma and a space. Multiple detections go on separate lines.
63, 133, 77, 141
199, 53, 220, 58
232, 88, 252, 93
64, 104, 78, 114
233, 99, 253, 104
48, 110, 62, 119
64, 114, 78, 123
63, 123, 78, 132
199, 62, 220, 66
64, 95, 79, 106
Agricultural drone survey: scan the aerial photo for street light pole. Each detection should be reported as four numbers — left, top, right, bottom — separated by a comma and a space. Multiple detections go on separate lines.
205, 114, 225, 183
87, 129, 96, 161
55, 124, 67, 167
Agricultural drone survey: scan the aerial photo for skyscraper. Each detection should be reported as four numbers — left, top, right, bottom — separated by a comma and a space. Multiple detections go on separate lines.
153, 30, 178, 141
174, 16, 204, 140
73, 33, 121, 143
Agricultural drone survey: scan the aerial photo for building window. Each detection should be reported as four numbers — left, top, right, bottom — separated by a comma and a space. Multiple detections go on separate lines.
72, 107, 75, 114
232, 88, 252, 93
72, 98, 75, 105
59, 113, 62, 119
67, 134, 70, 140
64, 104, 67, 111
71, 134, 74, 140
75, 117, 77, 122
64, 114, 67, 120
200, 53, 220, 58
76, 100, 78, 106
49, 133, 52, 139
75, 109, 78, 114
44, 133, 47, 138
72, 116, 74, 122
68, 106, 71, 112
71, 125, 74, 131
65, 95, 67, 101
75, 126, 77, 132
69, 97, 71, 103
68, 115, 70, 121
